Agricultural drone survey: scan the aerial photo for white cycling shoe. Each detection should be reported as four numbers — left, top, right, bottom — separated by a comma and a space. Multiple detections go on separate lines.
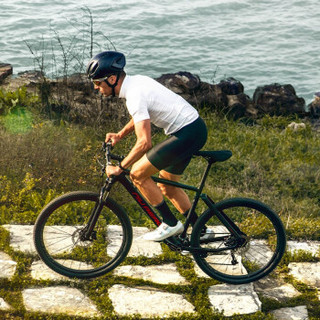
143, 221, 184, 242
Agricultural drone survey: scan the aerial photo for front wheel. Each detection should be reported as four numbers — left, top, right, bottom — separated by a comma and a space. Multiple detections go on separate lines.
34, 191, 132, 279
191, 198, 286, 284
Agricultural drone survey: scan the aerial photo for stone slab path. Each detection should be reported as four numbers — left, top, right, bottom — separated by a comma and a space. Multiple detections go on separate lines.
1, 224, 319, 319
23, 287, 101, 318
109, 284, 195, 318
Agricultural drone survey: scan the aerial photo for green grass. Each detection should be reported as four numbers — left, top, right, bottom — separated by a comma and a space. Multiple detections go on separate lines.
0, 87, 319, 319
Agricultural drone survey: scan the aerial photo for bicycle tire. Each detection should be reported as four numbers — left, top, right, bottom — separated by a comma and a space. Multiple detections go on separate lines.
191, 198, 286, 284
34, 191, 132, 279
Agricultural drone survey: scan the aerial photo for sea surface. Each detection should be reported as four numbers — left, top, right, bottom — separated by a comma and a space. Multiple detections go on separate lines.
1, 0, 319, 103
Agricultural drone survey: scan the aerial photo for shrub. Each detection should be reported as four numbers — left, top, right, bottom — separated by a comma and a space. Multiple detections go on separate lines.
0, 87, 40, 115
0, 173, 58, 224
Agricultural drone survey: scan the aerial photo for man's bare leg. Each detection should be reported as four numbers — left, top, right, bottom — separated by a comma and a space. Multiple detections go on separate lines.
130, 155, 164, 206
130, 156, 192, 212
130, 155, 195, 223
157, 170, 191, 213
130, 155, 181, 227
130, 155, 185, 240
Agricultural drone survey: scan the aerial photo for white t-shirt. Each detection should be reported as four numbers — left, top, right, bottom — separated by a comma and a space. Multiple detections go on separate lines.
119, 75, 199, 135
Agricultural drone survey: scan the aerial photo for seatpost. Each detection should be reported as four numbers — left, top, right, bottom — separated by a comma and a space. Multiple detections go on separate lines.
197, 159, 214, 194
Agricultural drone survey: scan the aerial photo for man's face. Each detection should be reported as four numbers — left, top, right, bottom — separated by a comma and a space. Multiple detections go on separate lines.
93, 75, 116, 96
94, 81, 111, 96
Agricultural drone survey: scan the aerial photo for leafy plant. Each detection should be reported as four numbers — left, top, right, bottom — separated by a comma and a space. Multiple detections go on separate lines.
0, 173, 58, 224
0, 87, 39, 115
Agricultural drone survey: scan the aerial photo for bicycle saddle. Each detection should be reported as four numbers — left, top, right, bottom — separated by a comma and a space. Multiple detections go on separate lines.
193, 150, 232, 163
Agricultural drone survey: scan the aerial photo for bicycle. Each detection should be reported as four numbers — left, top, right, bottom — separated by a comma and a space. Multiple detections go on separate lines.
33, 142, 286, 284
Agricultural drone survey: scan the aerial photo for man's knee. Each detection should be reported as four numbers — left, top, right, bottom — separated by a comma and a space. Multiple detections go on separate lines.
130, 163, 151, 187
130, 166, 144, 186
130, 155, 159, 187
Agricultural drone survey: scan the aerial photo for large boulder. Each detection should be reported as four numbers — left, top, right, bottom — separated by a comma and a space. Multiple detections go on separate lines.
156, 71, 226, 111
226, 92, 256, 119
156, 71, 200, 94
156, 73, 252, 119
195, 82, 228, 110
253, 83, 306, 116
208, 78, 256, 119
217, 77, 244, 95
217, 77, 256, 118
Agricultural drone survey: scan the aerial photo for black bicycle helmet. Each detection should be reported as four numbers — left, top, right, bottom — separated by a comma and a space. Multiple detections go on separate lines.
86, 51, 126, 80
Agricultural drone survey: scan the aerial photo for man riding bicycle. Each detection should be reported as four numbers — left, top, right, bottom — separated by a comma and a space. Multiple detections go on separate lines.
86, 51, 213, 241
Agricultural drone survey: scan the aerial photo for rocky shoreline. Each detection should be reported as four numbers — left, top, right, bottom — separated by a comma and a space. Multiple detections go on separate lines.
1, 62, 320, 121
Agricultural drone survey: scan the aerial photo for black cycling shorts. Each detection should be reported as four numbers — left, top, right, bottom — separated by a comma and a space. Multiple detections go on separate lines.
146, 117, 207, 175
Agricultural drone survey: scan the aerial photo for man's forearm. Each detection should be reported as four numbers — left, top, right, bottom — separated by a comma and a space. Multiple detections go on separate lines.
118, 118, 135, 139
120, 119, 152, 169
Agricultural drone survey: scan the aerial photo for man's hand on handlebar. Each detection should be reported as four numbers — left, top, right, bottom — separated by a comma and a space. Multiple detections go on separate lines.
105, 133, 121, 146
106, 165, 123, 177
104, 136, 127, 177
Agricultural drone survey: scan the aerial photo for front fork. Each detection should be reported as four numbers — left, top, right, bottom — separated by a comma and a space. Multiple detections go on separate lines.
80, 176, 115, 241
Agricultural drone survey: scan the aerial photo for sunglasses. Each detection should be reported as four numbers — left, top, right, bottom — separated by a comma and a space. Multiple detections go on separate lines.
91, 76, 110, 86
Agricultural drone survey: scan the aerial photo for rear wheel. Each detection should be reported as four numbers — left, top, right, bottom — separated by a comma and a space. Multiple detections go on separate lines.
34, 191, 132, 279
191, 198, 286, 284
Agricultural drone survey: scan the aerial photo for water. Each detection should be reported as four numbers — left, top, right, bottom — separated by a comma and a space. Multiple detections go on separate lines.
1, 0, 319, 103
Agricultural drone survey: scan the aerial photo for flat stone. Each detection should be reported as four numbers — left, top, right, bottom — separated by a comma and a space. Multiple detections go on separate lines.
108, 284, 195, 317
31, 260, 67, 281
254, 276, 301, 302
22, 286, 100, 317
0, 251, 17, 278
9, 225, 93, 257
208, 283, 261, 316
0, 297, 11, 311
108, 226, 162, 258
287, 241, 320, 256
113, 263, 188, 285
288, 262, 320, 288
3, 225, 36, 254
36, 225, 123, 257
270, 305, 309, 320
262, 283, 301, 301
31, 260, 92, 281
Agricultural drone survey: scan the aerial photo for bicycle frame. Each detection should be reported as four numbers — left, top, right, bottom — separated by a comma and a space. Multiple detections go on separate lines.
104, 158, 243, 240
83, 143, 243, 253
